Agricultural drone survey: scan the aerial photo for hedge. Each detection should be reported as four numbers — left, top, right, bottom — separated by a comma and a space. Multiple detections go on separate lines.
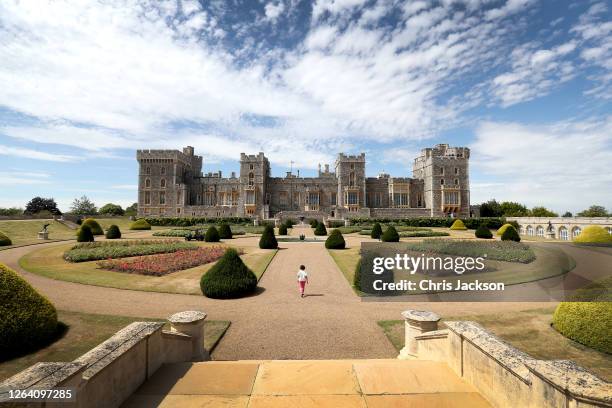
314, 222, 327, 236
130, 219, 151, 230
200, 248, 258, 299
399, 231, 449, 238
450, 219, 467, 230
218, 223, 233, 239
573, 225, 612, 244
82, 218, 103, 235
105, 225, 121, 239
64, 240, 197, 262
76, 225, 94, 243
475, 224, 493, 239
278, 224, 288, 235
553, 302, 611, 354
0, 231, 12, 246
496, 223, 515, 236
325, 229, 346, 249
381, 226, 400, 242
310, 219, 319, 228
347, 217, 508, 229
371, 223, 382, 239
0, 263, 58, 359
259, 225, 278, 249
405, 239, 535, 263
501, 225, 521, 242
144, 217, 252, 227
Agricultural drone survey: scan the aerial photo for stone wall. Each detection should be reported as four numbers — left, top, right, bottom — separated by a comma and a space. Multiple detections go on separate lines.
507, 216, 612, 240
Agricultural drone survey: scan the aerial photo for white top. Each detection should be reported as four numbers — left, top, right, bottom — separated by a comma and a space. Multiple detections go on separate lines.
297, 270, 308, 282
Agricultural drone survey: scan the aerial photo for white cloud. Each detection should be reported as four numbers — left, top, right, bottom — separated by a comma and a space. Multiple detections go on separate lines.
0, 171, 51, 186
264, 2, 285, 21
485, 0, 536, 21
0, 144, 80, 162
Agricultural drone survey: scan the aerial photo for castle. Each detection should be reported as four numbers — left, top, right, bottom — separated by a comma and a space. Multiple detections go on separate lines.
136, 144, 470, 220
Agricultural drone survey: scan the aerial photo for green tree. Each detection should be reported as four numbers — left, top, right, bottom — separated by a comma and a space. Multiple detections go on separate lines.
479, 199, 502, 217
475, 224, 493, 239
371, 223, 383, 239
70, 196, 97, 215
325, 229, 346, 249
314, 222, 327, 236
218, 223, 233, 239
205, 226, 220, 242
499, 201, 529, 217
200, 248, 258, 299
0, 207, 23, 216
530, 206, 558, 217
24, 197, 61, 215
76, 225, 94, 242
577, 205, 608, 217
125, 203, 138, 216
501, 225, 520, 242
381, 226, 400, 242
259, 225, 278, 249
562, 211, 573, 217
99, 203, 125, 216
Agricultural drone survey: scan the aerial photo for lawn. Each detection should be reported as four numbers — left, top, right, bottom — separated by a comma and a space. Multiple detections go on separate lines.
0, 220, 76, 247
378, 307, 612, 381
0, 310, 230, 381
20, 242, 277, 295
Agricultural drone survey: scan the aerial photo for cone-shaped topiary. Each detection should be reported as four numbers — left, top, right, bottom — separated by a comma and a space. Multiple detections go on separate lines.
129, 219, 151, 230
105, 224, 121, 239
76, 224, 94, 242
475, 224, 493, 239
259, 225, 278, 249
573, 225, 612, 244
370, 223, 383, 239
0, 231, 12, 246
218, 223, 233, 239
449, 219, 467, 230
314, 222, 327, 236
496, 223, 515, 236
278, 223, 288, 235
501, 225, 521, 242
205, 226, 220, 242
325, 229, 346, 249
553, 302, 611, 354
0, 263, 58, 359
200, 248, 258, 299
310, 219, 319, 228
381, 226, 400, 242
82, 218, 103, 235
285, 219, 296, 228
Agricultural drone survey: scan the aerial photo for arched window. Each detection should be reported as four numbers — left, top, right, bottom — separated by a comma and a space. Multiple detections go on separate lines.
559, 227, 568, 241
520, 226, 525, 235
161, 167, 166, 175
349, 172, 355, 186
145, 167, 151, 175
526, 225, 533, 236
454, 178, 459, 185
160, 178, 166, 188
571, 227, 581, 239
145, 178, 151, 188
536, 226, 544, 237
248, 172, 254, 186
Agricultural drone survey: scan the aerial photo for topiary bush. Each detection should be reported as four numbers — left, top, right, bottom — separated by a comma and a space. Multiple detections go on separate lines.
309, 219, 319, 228
573, 225, 612, 244
314, 222, 327, 236
475, 224, 493, 239
496, 223, 515, 236
200, 248, 258, 299
205, 226, 220, 242
76, 224, 94, 242
501, 225, 521, 242
553, 302, 612, 354
449, 219, 467, 230
218, 223, 233, 239
381, 226, 400, 242
284, 219, 296, 228
0, 263, 58, 359
82, 218, 103, 235
278, 224, 288, 235
105, 224, 121, 239
259, 225, 278, 249
371, 223, 382, 239
130, 219, 151, 230
0, 231, 12, 246
325, 229, 346, 249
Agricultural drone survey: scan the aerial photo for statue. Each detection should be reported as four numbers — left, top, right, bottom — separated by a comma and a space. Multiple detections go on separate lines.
41, 223, 50, 233
38, 223, 50, 240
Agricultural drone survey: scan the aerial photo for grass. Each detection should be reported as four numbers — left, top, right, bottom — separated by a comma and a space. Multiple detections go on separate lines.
328, 246, 361, 292
64, 240, 198, 262
378, 307, 612, 381
0, 220, 75, 247
20, 243, 277, 295
403, 239, 536, 263
0, 310, 230, 381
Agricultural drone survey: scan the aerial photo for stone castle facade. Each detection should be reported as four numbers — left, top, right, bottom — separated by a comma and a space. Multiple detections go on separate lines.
136, 144, 470, 220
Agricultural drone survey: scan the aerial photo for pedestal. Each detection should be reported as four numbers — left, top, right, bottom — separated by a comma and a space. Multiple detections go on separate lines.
398, 310, 440, 360
168, 311, 208, 361
38, 231, 49, 240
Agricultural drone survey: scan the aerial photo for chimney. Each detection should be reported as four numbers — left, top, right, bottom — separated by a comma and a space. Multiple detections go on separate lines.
297, 169, 300, 177
325, 164, 329, 173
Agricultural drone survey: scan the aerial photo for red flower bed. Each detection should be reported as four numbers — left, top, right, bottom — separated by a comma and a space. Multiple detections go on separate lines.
97, 246, 237, 276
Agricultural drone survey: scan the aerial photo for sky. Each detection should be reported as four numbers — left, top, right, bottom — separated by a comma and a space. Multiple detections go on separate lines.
0, 0, 610, 214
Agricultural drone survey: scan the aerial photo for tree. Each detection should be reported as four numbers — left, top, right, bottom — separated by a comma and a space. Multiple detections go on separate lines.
314, 222, 327, 236
278, 223, 288, 235
371, 223, 383, 239
24, 197, 61, 215
577, 205, 608, 217
381, 226, 400, 242
205, 226, 220, 242
0, 207, 23, 216
325, 229, 346, 249
70, 196, 97, 215
105, 225, 121, 239
125, 203, 138, 216
218, 223, 233, 239
76, 225, 94, 242
501, 225, 521, 242
562, 211, 573, 217
200, 248, 258, 299
479, 199, 502, 217
99, 203, 125, 216
499, 201, 530, 217
259, 225, 278, 249
475, 224, 493, 239
530, 206, 558, 217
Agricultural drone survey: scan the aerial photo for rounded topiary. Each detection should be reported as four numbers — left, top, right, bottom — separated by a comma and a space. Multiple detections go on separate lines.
475, 224, 493, 239
259, 225, 278, 249
501, 225, 521, 242
200, 248, 258, 299
82, 218, 103, 235
76, 224, 94, 242
381, 226, 400, 242
371, 223, 383, 239
450, 219, 467, 230
325, 229, 346, 249
218, 223, 233, 239
105, 224, 121, 239
573, 225, 612, 244
129, 219, 151, 230
0, 263, 58, 359
310, 219, 319, 228
285, 219, 296, 228
0, 231, 12, 246
278, 224, 288, 235
205, 226, 220, 242
314, 222, 327, 236
496, 223, 515, 236
553, 302, 612, 354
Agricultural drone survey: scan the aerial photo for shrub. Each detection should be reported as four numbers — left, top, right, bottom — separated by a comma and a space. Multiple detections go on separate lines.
205, 226, 220, 242
371, 223, 383, 239
314, 222, 327, 236
259, 225, 278, 249
0, 263, 58, 359
0, 231, 12, 246
284, 219, 296, 228
310, 219, 319, 228
496, 223, 515, 236
278, 224, 288, 235
353, 258, 362, 291
450, 219, 467, 230
325, 229, 346, 249
130, 219, 151, 230
64, 240, 197, 262
381, 226, 400, 242
475, 224, 493, 239
553, 302, 612, 354
105, 225, 121, 239
501, 225, 521, 242
399, 231, 449, 238
76, 225, 94, 243
573, 225, 612, 244
200, 248, 258, 299
82, 218, 103, 235
218, 223, 233, 239
144, 217, 252, 227
405, 239, 535, 263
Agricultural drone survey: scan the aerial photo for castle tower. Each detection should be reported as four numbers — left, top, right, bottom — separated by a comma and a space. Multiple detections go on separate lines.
239, 152, 270, 218
413, 144, 470, 217
335, 153, 366, 212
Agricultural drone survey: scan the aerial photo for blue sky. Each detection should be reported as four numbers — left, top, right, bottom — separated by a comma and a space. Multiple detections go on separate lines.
0, 0, 610, 213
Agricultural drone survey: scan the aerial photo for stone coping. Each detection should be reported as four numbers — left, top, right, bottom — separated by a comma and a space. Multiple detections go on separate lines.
0, 362, 86, 397
445, 321, 534, 384
415, 329, 449, 340
525, 360, 612, 406
168, 311, 207, 324
402, 310, 441, 322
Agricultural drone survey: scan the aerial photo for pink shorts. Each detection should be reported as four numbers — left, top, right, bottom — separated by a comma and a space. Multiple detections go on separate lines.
298, 280, 306, 293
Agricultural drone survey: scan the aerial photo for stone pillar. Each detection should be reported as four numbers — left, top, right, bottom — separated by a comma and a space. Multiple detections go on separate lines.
168, 311, 208, 361
344, 218, 350, 227
398, 310, 440, 360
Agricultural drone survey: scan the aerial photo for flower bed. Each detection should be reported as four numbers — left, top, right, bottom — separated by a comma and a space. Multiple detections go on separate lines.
64, 240, 198, 262
403, 239, 536, 263
97, 246, 234, 276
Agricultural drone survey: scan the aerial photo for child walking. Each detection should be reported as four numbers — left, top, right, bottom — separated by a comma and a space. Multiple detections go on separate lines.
297, 265, 308, 298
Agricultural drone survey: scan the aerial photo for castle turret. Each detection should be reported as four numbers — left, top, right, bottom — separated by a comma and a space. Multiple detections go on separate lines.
335, 153, 366, 211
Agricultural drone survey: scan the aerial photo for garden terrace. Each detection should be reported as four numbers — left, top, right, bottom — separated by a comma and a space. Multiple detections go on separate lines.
63, 240, 198, 262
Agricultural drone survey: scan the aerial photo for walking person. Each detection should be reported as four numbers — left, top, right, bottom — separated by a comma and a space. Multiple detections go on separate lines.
297, 264, 308, 298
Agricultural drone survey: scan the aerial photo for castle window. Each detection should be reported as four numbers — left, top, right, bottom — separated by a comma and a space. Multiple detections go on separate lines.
249, 164, 254, 170
279, 191, 288, 207
349, 172, 355, 186
347, 192, 358, 205
440, 167, 444, 175
440, 179, 444, 185
393, 193, 408, 207
572, 227, 581, 239
161, 167, 166, 175
159, 192, 166, 205
145, 167, 151, 175
350, 163, 355, 170
248, 172, 255, 186
454, 167, 459, 175
454, 178, 458, 185
246, 191, 255, 205
160, 178, 166, 188
331, 192, 337, 206
144, 191, 151, 205
536, 226, 544, 237
417, 193, 423, 207
145, 178, 151, 188
177, 191, 182, 205
204, 192, 214, 206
